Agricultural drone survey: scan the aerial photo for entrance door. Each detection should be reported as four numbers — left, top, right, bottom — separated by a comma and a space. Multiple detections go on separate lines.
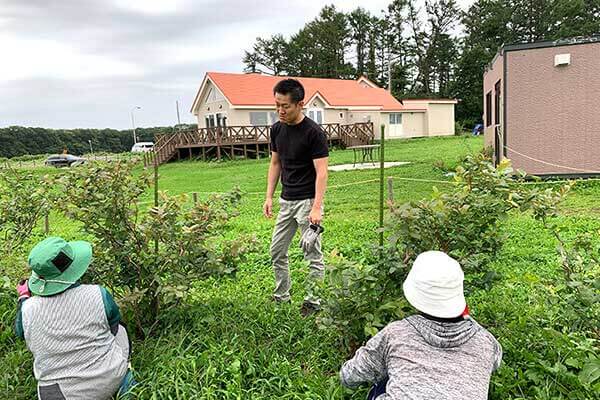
494, 126, 501, 166
307, 108, 323, 124
388, 113, 403, 137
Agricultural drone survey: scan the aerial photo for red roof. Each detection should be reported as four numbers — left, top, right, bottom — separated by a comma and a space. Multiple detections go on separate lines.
200, 72, 413, 111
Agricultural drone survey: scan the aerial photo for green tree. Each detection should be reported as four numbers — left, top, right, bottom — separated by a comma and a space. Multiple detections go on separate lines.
348, 7, 373, 77
453, 0, 600, 125
242, 34, 289, 75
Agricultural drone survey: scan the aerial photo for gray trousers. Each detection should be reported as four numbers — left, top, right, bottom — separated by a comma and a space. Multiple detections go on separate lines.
270, 198, 324, 305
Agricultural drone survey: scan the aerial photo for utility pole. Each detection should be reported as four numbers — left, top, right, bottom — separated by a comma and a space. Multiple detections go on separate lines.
131, 106, 141, 144
176, 101, 181, 125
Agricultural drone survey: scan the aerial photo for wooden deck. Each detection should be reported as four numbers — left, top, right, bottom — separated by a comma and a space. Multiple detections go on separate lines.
152, 122, 374, 165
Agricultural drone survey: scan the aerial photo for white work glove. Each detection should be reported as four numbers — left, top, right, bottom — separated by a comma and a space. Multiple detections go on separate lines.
300, 224, 324, 253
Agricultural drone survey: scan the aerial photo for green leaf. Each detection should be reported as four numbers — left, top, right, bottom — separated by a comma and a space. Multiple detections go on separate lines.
580, 358, 600, 386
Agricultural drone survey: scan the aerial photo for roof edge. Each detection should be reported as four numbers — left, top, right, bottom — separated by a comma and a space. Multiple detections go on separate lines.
502, 35, 600, 53
486, 35, 600, 74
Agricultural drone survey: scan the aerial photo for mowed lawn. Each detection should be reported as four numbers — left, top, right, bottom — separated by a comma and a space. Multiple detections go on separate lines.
2, 135, 599, 399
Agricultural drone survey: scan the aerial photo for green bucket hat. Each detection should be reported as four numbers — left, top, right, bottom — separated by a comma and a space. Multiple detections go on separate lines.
27, 237, 92, 296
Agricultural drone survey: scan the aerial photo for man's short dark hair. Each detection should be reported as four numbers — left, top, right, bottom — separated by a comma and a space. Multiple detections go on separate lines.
273, 79, 305, 103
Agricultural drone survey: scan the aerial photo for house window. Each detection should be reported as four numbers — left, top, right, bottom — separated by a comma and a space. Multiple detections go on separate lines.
206, 115, 215, 128
494, 80, 501, 125
307, 108, 323, 124
250, 112, 268, 126
206, 113, 226, 128
485, 91, 492, 127
269, 112, 278, 124
389, 113, 403, 125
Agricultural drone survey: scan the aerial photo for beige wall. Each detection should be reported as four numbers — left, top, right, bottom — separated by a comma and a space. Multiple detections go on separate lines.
306, 96, 326, 110
427, 104, 455, 136
505, 42, 600, 175
347, 111, 383, 138
483, 53, 504, 150
402, 112, 427, 137
195, 81, 235, 127
325, 109, 348, 124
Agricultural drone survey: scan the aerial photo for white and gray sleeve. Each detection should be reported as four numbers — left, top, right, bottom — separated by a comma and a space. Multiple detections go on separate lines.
339, 327, 389, 388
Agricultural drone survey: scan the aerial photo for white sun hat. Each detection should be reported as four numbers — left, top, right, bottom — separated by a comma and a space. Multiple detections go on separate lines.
402, 251, 466, 318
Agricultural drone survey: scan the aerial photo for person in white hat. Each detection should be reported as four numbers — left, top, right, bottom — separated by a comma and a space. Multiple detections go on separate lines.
340, 251, 502, 400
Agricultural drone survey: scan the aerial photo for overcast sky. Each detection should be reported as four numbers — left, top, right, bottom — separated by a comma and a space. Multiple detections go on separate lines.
0, 0, 474, 129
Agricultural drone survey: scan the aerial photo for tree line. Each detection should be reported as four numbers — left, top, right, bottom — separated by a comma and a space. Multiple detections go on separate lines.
0, 126, 193, 158
242, 0, 600, 126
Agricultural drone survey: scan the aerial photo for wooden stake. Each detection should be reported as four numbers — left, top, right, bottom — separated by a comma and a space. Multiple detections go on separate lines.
387, 176, 394, 205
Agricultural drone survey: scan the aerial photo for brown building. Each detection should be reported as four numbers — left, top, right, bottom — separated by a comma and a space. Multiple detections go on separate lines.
483, 36, 600, 176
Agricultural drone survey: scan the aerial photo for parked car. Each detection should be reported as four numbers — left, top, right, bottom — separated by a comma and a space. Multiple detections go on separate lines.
131, 142, 154, 153
45, 154, 86, 168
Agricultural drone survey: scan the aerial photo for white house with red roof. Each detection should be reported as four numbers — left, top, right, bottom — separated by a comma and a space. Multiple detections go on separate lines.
191, 72, 457, 139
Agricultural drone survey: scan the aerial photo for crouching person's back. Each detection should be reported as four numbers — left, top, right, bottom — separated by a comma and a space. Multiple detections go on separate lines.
15, 237, 132, 400
340, 251, 502, 400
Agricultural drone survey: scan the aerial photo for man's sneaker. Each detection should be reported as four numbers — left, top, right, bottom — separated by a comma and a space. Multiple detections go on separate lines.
300, 301, 320, 317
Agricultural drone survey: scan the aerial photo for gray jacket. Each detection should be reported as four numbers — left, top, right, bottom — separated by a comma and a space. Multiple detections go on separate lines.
340, 315, 502, 400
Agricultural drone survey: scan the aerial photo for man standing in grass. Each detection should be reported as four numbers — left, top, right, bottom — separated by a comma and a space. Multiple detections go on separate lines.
263, 78, 329, 317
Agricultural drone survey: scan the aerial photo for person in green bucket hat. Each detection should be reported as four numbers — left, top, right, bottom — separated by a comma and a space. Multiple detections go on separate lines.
14, 236, 136, 400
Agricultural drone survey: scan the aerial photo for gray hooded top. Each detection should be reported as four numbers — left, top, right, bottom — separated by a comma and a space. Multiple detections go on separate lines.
340, 315, 502, 400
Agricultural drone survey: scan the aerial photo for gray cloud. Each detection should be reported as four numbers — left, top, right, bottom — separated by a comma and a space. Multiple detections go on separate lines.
0, 0, 472, 129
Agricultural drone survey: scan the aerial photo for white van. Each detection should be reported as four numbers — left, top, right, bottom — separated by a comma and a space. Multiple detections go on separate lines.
131, 142, 154, 153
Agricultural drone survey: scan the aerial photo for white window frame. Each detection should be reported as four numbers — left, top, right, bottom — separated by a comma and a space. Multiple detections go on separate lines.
268, 111, 279, 125
205, 112, 227, 128
307, 107, 324, 124
249, 111, 269, 126
389, 113, 403, 125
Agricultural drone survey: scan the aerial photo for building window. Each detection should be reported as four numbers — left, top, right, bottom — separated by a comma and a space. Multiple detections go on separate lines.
389, 113, 403, 125
269, 112, 278, 124
494, 80, 501, 125
339, 112, 344, 119
485, 91, 492, 127
307, 108, 323, 124
206, 113, 226, 128
250, 112, 268, 126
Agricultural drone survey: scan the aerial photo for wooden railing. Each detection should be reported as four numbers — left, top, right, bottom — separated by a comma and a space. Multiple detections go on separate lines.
153, 122, 374, 164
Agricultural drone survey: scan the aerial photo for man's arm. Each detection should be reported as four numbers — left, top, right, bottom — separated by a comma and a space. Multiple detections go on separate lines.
264, 151, 281, 218
309, 157, 328, 224
340, 327, 389, 388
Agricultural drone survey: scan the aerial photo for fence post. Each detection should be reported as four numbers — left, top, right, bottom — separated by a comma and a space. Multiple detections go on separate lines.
192, 192, 198, 205
387, 176, 394, 208
153, 153, 159, 254
379, 124, 385, 249
44, 214, 50, 234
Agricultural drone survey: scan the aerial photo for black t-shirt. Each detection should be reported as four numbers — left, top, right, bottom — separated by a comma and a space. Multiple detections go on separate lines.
271, 117, 329, 200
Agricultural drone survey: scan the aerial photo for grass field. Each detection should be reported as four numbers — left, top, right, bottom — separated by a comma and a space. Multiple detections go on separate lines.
1, 135, 599, 399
